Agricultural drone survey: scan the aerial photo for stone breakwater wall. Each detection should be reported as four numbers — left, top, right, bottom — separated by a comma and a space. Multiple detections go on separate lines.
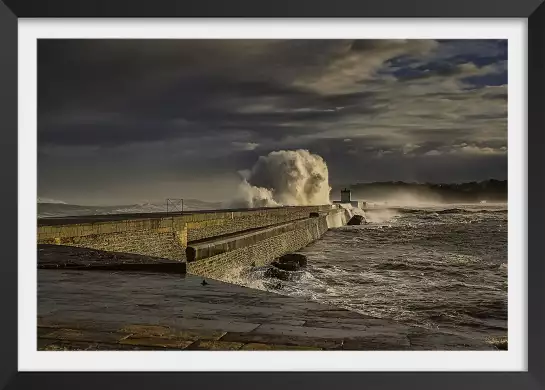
37, 218, 188, 261
186, 205, 333, 242
187, 208, 350, 279
37, 205, 344, 265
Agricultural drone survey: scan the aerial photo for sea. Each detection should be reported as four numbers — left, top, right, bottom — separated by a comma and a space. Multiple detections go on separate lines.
38, 200, 508, 342
226, 203, 508, 342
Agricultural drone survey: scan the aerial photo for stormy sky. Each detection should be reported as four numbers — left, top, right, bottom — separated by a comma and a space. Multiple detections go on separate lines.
38, 39, 507, 205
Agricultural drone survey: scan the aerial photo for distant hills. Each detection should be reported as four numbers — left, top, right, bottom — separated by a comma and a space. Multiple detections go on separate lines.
38, 179, 507, 218
332, 179, 507, 203
37, 199, 223, 218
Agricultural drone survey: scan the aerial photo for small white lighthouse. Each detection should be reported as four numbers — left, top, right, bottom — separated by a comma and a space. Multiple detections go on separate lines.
340, 188, 351, 203
334, 188, 367, 209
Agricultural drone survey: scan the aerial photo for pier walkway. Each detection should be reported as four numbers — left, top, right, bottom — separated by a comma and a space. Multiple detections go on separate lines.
38, 256, 495, 351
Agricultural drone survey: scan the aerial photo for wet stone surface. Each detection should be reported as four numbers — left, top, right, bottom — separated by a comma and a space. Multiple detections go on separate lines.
38, 245, 186, 273
38, 269, 497, 351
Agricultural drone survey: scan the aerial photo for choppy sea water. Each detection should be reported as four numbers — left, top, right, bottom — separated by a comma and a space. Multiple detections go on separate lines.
226, 204, 508, 341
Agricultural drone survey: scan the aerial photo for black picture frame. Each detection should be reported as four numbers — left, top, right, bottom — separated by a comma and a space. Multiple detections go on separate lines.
0, 0, 541, 389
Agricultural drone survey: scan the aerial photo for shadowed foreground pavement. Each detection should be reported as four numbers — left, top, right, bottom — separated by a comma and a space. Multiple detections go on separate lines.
38, 266, 497, 351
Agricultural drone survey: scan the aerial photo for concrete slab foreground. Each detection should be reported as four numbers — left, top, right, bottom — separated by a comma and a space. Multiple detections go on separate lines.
38, 269, 496, 351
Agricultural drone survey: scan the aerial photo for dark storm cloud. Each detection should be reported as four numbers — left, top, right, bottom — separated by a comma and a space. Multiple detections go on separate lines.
38, 39, 507, 204
39, 42, 382, 147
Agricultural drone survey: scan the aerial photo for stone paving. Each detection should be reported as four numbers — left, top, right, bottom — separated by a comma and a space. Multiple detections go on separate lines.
38, 268, 497, 351
38, 245, 187, 273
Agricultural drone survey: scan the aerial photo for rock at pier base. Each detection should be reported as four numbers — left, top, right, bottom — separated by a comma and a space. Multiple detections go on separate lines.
347, 215, 366, 225
278, 253, 308, 267
265, 253, 309, 280
271, 261, 299, 272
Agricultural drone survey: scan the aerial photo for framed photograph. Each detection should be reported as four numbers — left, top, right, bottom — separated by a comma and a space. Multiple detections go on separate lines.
0, 0, 542, 389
